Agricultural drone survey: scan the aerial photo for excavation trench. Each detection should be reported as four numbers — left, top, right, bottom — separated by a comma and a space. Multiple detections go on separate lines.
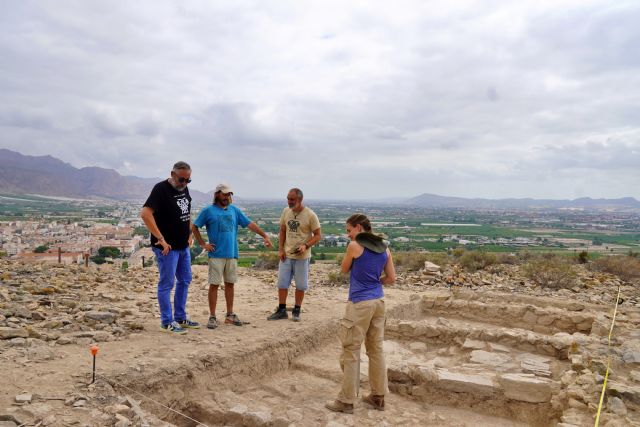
109, 292, 596, 427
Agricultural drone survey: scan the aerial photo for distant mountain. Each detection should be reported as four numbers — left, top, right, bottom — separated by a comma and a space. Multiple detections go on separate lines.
0, 149, 210, 203
406, 193, 640, 210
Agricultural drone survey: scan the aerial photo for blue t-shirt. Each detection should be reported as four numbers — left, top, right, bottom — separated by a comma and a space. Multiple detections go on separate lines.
193, 204, 251, 259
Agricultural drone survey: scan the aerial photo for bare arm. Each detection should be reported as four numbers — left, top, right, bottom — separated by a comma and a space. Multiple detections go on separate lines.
308, 227, 322, 247
381, 249, 396, 286
191, 223, 214, 252
341, 241, 358, 273
278, 223, 287, 261
141, 206, 171, 255
248, 222, 273, 248
293, 227, 323, 255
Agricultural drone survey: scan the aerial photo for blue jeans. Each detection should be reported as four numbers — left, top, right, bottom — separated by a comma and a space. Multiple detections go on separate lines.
153, 247, 192, 325
277, 258, 310, 291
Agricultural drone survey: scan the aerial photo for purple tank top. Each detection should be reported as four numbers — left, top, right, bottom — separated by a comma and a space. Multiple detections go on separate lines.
349, 247, 388, 302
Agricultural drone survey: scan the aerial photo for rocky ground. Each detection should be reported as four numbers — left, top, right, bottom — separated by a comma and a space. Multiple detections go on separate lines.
0, 258, 639, 426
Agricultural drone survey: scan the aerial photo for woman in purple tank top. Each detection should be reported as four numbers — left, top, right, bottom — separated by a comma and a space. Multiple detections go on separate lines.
326, 214, 396, 414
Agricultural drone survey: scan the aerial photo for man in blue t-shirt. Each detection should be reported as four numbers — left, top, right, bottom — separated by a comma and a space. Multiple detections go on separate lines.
192, 183, 273, 329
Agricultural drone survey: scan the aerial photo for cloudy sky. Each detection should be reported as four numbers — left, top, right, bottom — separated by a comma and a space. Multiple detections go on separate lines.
1, 1, 639, 200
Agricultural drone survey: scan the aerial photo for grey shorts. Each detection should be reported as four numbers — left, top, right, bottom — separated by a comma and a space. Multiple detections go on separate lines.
277, 258, 310, 291
208, 258, 237, 285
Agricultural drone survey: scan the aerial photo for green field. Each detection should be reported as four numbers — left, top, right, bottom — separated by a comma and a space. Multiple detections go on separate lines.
4, 197, 640, 264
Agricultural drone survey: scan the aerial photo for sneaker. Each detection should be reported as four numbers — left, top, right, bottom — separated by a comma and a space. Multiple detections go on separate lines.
160, 321, 187, 335
325, 400, 354, 414
207, 315, 218, 329
267, 307, 288, 321
225, 313, 244, 326
362, 394, 385, 411
177, 319, 200, 329
291, 310, 301, 322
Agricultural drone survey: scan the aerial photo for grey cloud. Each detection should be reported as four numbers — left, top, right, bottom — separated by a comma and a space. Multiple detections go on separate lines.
370, 126, 405, 140
0, 109, 53, 130
172, 103, 296, 151
134, 116, 163, 137
528, 4, 640, 74
533, 138, 640, 170
88, 109, 129, 138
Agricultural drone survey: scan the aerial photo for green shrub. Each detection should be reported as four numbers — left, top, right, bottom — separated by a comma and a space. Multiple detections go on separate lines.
523, 258, 577, 289
459, 250, 497, 272
254, 251, 280, 270
452, 247, 465, 258
97, 246, 121, 258
34, 244, 50, 253
90, 256, 106, 265
577, 251, 589, 264
590, 255, 640, 281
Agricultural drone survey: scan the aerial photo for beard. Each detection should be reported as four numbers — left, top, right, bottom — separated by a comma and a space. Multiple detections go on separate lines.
215, 195, 231, 206
170, 179, 186, 192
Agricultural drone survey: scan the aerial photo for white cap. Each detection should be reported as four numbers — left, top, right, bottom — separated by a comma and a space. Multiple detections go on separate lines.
215, 183, 233, 194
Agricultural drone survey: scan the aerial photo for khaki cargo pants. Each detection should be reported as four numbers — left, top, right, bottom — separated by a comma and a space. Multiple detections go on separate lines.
337, 298, 388, 404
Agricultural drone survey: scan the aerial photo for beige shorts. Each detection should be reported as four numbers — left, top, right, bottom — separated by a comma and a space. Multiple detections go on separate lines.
208, 258, 238, 285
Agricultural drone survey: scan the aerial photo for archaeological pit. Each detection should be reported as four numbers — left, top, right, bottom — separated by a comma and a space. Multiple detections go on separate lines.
1, 262, 639, 426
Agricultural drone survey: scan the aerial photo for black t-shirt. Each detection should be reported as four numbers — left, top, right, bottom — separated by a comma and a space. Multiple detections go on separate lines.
143, 180, 192, 250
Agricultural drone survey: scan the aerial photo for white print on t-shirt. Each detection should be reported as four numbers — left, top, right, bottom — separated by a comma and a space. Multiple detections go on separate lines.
176, 198, 190, 215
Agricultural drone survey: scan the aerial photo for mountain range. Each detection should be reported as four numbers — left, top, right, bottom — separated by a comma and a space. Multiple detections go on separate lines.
0, 149, 210, 203
405, 193, 640, 210
1, 149, 639, 210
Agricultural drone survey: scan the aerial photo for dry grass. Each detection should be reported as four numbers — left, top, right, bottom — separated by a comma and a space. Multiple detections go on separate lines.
458, 251, 497, 272
590, 255, 640, 282
522, 257, 578, 289
326, 270, 350, 285
393, 252, 451, 271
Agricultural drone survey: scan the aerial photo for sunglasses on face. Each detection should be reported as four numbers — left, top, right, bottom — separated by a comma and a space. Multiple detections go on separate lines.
177, 177, 192, 184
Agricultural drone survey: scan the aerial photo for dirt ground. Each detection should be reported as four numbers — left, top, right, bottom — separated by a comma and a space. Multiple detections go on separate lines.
1, 260, 639, 427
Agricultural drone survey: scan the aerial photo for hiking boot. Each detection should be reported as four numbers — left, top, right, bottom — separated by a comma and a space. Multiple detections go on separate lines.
160, 321, 187, 335
267, 307, 288, 321
225, 313, 244, 326
325, 400, 354, 414
362, 394, 385, 411
177, 319, 200, 329
291, 309, 301, 322
207, 315, 218, 329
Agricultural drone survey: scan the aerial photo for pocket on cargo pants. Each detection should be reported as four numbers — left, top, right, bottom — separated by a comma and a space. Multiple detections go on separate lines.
338, 318, 355, 347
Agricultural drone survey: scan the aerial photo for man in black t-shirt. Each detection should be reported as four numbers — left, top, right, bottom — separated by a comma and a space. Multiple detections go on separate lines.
141, 161, 200, 334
